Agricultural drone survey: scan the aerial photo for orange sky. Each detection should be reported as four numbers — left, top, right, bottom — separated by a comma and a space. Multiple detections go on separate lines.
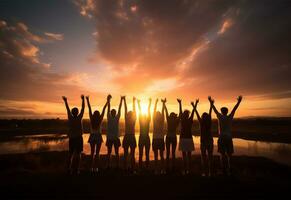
1, 0, 291, 119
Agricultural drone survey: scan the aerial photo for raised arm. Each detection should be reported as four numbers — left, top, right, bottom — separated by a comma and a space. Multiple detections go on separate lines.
100, 95, 110, 119
177, 99, 182, 119
192, 99, 201, 121
86, 96, 93, 119
209, 96, 220, 116
148, 98, 152, 117
161, 98, 165, 120
137, 99, 142, 113
208, 96, 213, 117
62, 96, 72, 118
133, 97, 136, 114
162, 98, 169, 119
123, 96, 127, 119
230, 96, 243, 118
107, 94, 112, 118
78, 95, 85, 118
153, 98, 158, 117
117, 96, 123, 118
190, 100, 198, 121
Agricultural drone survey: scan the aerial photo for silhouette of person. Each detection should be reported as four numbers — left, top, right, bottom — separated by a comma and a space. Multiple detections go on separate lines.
209, 96, 243, 175
86, 95, 110, 173
122, 96, 137, 172
162, 98, 180, 171
193, 97, 213, 177
178, 99, 197, 175
62, 95, 85, 174
137, 98, 152, 170
106, 95, 123, 168
152, 98, 166, 174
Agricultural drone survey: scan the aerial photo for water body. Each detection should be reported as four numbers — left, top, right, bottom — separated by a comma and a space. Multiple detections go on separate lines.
0, 133, 290, 166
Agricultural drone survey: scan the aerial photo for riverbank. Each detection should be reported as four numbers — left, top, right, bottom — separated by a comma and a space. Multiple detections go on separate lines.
1, 118, 291, 144
0, 151, 290, 199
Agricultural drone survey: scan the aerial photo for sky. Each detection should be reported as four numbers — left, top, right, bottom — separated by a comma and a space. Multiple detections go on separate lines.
0, 0, 291, 119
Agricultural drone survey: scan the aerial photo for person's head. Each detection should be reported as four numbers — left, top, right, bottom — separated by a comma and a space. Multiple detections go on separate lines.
71, 107, 79, 117
169, 112, 177, 119
126, 111, 134, 121
221, 107, 228, 115
111, 109, 117, 117
202, 112, 210, 121
93, 110, 100, 119
182, 110, 190, 119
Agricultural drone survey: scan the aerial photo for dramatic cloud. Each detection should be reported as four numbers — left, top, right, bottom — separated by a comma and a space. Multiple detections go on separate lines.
44, 32, 64, 41
0, 20, 92, 103
75, 0, 291, 101
183, 0, 291, 99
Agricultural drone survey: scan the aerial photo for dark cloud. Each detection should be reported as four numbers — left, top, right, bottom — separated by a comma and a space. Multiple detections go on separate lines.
76, 0, 291, 100
76, 0, 233, 90
0, 20, 90, 103
184, 0, 291, 99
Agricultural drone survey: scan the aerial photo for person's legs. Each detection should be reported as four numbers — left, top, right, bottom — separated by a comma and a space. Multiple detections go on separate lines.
187, 151, 192, 173
208, 144, 214, 176
139, 146, 143, 169
67, 151, 74, 172
124, 146, 129, 169
95, 142, 102, 171
226, 153, 232, 175
201, 148, 207, 176
154, 149, 158, 173
145, 143, 150, 169
166, 138, 170, 169
107, 142, 113, 168
220, 152, 227, 175
130, 146, 136, 171
75, 152, 82, 173
182, 151, 187, 174
172, 138, 177, 169
160, 149, 164, 173
90, 143, 96, 170
114, 141, 119, 168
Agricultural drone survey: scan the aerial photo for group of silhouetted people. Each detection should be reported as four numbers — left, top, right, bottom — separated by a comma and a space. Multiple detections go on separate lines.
62, 95, 242, 176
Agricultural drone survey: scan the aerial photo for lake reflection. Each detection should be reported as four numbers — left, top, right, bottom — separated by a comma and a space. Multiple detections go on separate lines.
0, 133, 290, 166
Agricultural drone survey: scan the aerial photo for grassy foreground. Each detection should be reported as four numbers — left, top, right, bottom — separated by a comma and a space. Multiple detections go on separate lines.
0, 151, 290, 199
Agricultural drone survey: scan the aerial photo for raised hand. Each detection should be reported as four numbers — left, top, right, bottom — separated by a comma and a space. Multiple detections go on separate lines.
107, 94, 112, 101
177, 98, 182, 103
208, 96, 214, 104
155, 98, 159, 103
149, 98, 152, 102
191, 101, 195, 107
121, 95, 126, 100
195, 99, 199, 104
62, 96, 67, 101
133, 96, 136, 101
137, 99, 141, 104
238, 95, 243, 102
86, 96, 89, 100
161, 98, 167, 103
81, 95, 85, 99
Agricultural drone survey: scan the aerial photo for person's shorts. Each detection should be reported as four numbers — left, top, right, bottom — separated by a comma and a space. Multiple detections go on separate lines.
106, 138, 121, 149
69, 136, 83, 153
88, 133, 103, 145
138, 134, 150, 149
200, 139, 213, 154
218, 136, 234, 155
152, 138, 165, 151
165, 136, 177, 148
179, 138, 194, 152
122, 134, 137, 149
